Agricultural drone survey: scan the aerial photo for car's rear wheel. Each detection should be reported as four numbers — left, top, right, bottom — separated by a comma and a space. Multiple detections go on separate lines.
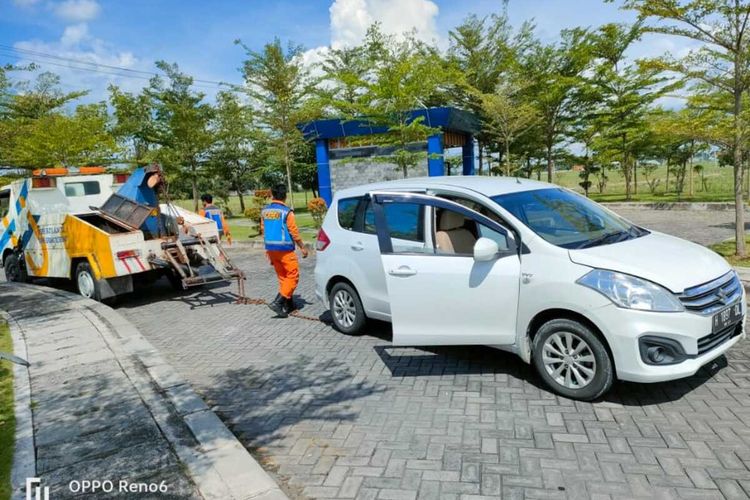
329, 282, 366, 334
532, 318, 614, 401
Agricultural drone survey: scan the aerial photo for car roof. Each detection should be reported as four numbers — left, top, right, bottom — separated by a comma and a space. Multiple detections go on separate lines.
334, 175, 554, 200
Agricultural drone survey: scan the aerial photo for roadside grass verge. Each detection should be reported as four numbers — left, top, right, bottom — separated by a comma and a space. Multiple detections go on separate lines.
0, 321, 14, 500
709, 238, 750, 268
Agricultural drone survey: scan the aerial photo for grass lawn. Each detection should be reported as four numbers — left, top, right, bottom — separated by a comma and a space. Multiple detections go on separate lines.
709, 238, 750, 268
0, 321, 14, 500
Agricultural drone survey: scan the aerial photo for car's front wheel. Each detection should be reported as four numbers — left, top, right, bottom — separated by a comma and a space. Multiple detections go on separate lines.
532, 318, 614, 401
329, 282, 366, 334
4, 253, 28, 283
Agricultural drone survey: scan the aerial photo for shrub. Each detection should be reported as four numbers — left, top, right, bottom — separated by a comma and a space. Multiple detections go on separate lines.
307, 197, 328, 229
245, 195, 271, 233
254, 189, 272, 199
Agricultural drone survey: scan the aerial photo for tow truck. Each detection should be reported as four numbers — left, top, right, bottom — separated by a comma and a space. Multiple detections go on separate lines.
0, 165, 243, 301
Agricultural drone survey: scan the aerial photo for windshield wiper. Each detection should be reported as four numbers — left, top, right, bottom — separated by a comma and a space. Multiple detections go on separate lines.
576, 230, 629, 249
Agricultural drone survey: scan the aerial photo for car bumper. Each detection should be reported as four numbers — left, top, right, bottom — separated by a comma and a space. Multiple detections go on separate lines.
314, 266, 329, 308
589, 299, 746, 383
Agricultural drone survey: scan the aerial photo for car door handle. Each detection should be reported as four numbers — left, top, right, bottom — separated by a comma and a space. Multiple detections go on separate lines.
388, 266, 417, 277
351, 242, 364, 251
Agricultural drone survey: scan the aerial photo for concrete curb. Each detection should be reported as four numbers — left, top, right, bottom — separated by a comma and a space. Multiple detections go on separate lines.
2, 310, 36, 499
602, 201, 750, 211
2, 284, 288, 500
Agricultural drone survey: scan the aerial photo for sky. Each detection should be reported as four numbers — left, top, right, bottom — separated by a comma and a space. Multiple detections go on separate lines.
0, 0, 701, 103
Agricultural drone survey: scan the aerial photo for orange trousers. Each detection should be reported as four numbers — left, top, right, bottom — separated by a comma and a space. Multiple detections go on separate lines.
267, 250, 299, 299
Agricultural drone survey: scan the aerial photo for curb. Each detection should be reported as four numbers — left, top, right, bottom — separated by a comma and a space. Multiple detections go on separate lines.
2, 310, 36, 499
2, 284, 288, 500
602, 201, 750, 211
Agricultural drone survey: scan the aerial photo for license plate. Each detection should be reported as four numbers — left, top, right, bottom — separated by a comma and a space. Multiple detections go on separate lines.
712, 301, 743, 333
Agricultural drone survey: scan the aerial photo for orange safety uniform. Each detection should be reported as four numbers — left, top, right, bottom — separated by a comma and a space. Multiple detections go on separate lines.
199, 204, 231, 240
260, 200, 302, 299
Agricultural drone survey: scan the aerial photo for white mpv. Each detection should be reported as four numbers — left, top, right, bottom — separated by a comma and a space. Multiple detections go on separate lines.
314, 177, 746, 400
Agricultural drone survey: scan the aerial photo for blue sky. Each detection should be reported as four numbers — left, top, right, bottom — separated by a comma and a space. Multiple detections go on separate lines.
0, 0, 695, 102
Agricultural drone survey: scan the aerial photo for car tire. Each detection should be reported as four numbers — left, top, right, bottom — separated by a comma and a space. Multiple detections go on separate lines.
4, 253, 28, 283
75, 261, 101, 301
532, 318, 614, 401
329, 282, 366, 335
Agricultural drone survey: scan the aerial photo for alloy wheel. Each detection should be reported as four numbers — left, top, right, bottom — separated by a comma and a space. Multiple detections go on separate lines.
332, 289, 357, 328
542, 331, 596, 389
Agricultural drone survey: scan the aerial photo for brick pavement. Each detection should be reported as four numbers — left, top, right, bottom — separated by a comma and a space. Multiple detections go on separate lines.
114, 242, 750, 500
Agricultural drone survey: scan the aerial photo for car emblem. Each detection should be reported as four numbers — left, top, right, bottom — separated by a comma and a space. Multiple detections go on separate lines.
716, 288, 729, 304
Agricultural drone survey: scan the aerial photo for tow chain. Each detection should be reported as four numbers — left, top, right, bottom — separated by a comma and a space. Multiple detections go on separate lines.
235, 296, 322, 322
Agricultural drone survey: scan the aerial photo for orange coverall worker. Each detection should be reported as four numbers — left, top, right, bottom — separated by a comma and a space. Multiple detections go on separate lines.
260, 200, 308, 300
199, 204, 231, 242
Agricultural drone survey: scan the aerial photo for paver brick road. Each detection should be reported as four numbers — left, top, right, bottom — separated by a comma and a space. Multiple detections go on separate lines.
115, 213, 750, 500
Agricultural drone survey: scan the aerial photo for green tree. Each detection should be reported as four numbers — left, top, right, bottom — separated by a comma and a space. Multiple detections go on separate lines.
208, 90, 268, 213
10, 103, 116, 168
237, 37, 318, 207
618, 0, 750, 255
109, 85, 156, 165
522, 29, 595, 183
146, 61, 214, 211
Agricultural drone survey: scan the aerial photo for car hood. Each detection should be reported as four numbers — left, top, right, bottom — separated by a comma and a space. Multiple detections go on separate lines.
568, 231, 731, 293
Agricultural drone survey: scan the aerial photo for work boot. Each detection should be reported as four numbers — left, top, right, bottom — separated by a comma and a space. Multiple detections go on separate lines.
285, 297, 295, 314
267, 293, 288, 318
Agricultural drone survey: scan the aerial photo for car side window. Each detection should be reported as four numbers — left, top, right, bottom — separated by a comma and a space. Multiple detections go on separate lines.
362, 201, 425, 243
434, 207, 508, 256
0, 190, 9, 219
337, 197, 360, 230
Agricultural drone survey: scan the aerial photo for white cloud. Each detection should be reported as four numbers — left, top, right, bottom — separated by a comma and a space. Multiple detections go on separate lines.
328, 0, 439, 48
60, 22, 89, 46
14, 26, 146, 101
54, 0, 101, 22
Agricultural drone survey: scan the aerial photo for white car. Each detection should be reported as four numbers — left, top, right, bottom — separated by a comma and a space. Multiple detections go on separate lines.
314, 176, 746, 400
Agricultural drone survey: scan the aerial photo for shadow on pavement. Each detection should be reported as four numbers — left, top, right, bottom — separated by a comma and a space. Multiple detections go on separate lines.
204, 355, 385, 450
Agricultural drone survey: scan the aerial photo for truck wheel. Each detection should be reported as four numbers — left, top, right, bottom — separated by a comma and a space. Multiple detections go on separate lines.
532, 318, 614, 401
75, 262, 101, 301
4, 253, 28, 283
329, 282, 366, 335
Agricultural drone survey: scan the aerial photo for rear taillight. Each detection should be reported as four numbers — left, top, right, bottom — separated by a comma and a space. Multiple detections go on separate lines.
116, 250, 140, 259
316, 228, 330, 251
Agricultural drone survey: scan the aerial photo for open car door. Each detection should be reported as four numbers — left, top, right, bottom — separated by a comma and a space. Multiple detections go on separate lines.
370, 191, 521, 347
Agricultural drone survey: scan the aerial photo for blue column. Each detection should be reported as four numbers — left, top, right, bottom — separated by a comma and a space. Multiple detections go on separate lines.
315, 139, 332, 206
462, 134, 475, 175
427, 133, 444, 177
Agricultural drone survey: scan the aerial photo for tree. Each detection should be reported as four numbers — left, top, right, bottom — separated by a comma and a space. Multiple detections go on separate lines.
522, 29, 595, 183
448, 6, 534, 173
480, 81, 538, 176
618, 0, 750, 255
146, 61, 214, 211
109, 85, 156, 165
208, 90, 268, 213
9, 103, 116, 168
237, 37, 318, 207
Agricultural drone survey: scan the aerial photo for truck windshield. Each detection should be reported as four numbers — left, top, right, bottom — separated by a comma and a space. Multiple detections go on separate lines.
491, 188, 647, 249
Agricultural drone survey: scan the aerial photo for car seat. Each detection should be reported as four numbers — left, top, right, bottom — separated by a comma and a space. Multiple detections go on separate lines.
435, 210, 477, 254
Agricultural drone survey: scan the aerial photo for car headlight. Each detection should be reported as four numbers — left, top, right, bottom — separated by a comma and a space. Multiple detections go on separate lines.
577, 269, 684, 312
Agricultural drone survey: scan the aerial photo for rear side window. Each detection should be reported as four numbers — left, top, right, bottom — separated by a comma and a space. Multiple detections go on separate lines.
364, 201, 424, 242
65, 181, 101, 197
337, 197, 360, 230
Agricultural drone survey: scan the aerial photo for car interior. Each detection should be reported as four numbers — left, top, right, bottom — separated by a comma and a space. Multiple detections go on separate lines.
435, 209, 477, 254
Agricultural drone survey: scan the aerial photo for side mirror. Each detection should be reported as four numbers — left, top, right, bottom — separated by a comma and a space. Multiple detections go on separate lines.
473, 237, 499, 262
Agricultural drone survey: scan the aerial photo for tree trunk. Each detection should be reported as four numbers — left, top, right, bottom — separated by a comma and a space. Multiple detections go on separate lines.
477, 142, 484, 175
283, 138, 294, 209
191, 162, 199, 212
505, 141, 511, 177
236, 180, 246, 213
633, 160, 638, 196
546, 143, 553, 183
734, 69, 746, 257
688, 140, 694, 198
665, 160, 670, 194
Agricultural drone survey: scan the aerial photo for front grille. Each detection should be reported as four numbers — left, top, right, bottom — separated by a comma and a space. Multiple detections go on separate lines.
697, 322, 742, 355
677, 271, 742, 315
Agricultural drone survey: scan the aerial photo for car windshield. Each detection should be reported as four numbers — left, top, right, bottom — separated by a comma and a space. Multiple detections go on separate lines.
491, 188, 647, 249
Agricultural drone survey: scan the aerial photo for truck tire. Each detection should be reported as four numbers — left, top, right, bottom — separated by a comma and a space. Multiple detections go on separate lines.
4, 253, 28, 283
75, 261, 101, 301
